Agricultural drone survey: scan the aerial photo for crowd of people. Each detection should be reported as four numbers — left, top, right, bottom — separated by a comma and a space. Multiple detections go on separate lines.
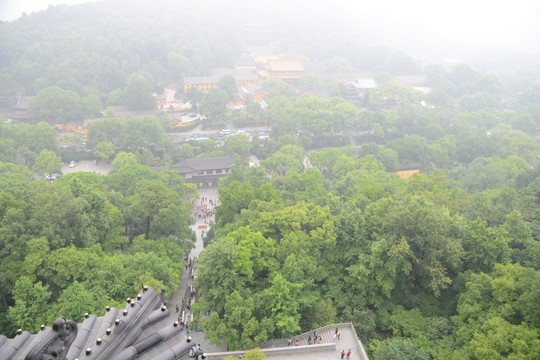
191, 196, 218, 224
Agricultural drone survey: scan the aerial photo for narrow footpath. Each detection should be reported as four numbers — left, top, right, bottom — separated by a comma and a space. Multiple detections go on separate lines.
166, 188, 226, 353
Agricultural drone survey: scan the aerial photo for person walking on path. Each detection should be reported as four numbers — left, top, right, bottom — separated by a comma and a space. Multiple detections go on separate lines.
346, 349, 352, 359
337, 331, 340, 340
175, 304, 179, 313
340, 350, 345, 359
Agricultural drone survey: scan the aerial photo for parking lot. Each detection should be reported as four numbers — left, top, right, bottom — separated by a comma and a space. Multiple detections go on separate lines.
61, 160, 112, 175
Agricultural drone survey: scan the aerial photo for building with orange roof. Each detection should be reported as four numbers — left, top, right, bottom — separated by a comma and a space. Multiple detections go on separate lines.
260, 59, 305, 83
397, 163, 423, 179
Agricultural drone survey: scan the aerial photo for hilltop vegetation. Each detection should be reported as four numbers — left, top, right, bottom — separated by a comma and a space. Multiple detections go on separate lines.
194, 146, 540, 359
0, 157, 197, 336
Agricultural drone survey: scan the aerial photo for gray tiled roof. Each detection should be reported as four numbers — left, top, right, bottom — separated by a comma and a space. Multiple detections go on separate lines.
153, 157, 234, 174
183, 157, 234, 171
398, 163, 423, 171
14, 96, 33, 110
0, 287, 197, 360
350, 78, 378, 89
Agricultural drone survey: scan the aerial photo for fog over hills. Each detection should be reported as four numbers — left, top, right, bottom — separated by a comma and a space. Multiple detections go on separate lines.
1, 0, 539, 71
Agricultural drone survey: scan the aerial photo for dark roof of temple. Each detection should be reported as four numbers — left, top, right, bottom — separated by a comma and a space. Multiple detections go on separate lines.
0, 287, 199, 360
153, 157, 234, 174
397, 163, 423, 171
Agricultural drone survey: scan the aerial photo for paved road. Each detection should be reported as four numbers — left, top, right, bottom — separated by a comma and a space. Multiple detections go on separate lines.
168, 124, 270, 144
166, 188, 225, 353
61, 160, 112, 175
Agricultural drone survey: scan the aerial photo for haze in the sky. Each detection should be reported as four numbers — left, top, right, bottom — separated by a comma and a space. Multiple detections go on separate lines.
0, 0, 98, 21
1, 0, 539, 58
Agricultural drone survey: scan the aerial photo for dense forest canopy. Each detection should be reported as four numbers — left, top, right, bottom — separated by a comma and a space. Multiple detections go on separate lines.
0, 1, 539, 359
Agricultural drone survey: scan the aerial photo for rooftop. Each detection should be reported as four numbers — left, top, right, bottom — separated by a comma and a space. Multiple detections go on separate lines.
350, 78, 378, 89
14, 96, 33, 110
0, 287, 197, 360
398, 163, 423, 171
153, 156, 234, 174
0, 287, 368, 360
267, 59, 305, 72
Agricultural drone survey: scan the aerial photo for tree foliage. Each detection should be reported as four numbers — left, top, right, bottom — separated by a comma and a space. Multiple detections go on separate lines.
28, 86, 85, 124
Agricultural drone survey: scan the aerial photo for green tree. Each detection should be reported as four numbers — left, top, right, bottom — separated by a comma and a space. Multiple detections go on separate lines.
261, 151, 303, 176
261, 77, 294, 98
183, 86, 204, 109
82, 94, 103, 117
125, 180, 191, 239
93, 141, 115, 161
304, 298, 336, 329
464, 317, 540, 360
105, 164, 159, 197
14, 122, 58, 154
224, 134, 252, 158
299, 74, 322, 89
86, 117, 123, 149
502, 210, 539, 268
125, 251, 176, 294
373, 339, 430, 360
195, 236, 247, 314
167, 52, 194, 79
461, 219, 510, 273
28, 185, 94, 248
217, 74, 237, 100
368, 82, 422, 107
119, 116, 171, 152
47, 280, 105, 324
126, 73, 155, 110
245, 98, 264, 121
17, 146, 36, 166
200, 88, 228, 123
106, 88, 127, 106
178, 144, 194, 159
309, 147, 345, 178
7, 277, 51, 333
244, 348, 266, 360
111, 151, 139, 172
358, 195, 465, 302
28, 86, 85, 124
261, 272, 302, 336
34, 149, 62, 176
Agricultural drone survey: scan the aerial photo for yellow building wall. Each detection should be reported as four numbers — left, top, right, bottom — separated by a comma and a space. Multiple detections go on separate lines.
184, 82, 218, 93
397, 169, 421, 179
252, 92, 269, 101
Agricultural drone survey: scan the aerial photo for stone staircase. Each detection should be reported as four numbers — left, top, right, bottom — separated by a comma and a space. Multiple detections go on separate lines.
295, 328, 335, 346
258, 324, 340, 349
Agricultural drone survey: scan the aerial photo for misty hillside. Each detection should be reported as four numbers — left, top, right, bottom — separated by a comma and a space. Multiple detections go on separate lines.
1, 0, 539, 101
